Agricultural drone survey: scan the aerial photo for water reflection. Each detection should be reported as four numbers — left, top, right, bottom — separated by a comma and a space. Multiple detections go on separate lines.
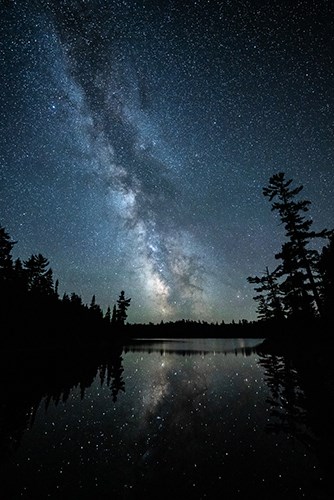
0, 345, 125, 456
257, 346, 334, 498
0, 338, 333, 499
124, 337, 262, 356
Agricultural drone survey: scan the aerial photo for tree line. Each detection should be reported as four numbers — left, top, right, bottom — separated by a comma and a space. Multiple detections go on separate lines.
247, 172, 334, 323
1, 171, 333, 347
0, 226, 131, 347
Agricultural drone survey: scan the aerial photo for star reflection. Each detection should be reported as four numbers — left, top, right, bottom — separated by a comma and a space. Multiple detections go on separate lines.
1, 339, 331, 499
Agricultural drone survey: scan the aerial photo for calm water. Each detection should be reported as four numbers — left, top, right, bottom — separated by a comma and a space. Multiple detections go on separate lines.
1, 338, 333, 499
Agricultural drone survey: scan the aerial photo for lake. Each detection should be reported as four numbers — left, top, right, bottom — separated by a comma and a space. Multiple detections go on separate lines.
1, 337, 333, 499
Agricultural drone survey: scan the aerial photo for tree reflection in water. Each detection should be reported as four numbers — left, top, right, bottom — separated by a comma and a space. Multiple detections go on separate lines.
1, 340, 334, 499
257, 344, 334, 499
0, 345, 125, 459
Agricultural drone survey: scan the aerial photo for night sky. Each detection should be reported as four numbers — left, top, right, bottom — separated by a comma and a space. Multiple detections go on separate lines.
1, 0, 333, 323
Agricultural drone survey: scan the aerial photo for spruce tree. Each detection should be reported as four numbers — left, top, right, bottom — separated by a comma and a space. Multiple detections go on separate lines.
111, 304, 117, 325
0, 225, 15, 286
23, 253, 54, 295
116, 290, 131, 326
104, 306, 111, 324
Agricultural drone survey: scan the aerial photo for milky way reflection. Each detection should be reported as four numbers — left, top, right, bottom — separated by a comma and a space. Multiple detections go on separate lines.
1, 339, 331, 499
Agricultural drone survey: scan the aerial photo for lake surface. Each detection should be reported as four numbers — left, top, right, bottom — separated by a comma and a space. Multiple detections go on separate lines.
1, 338, 333, 499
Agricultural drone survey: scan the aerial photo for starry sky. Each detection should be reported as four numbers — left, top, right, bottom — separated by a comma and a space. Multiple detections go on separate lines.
0, 0, 333, 323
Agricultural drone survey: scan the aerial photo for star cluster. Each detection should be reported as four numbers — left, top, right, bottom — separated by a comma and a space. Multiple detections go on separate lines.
1, 0, 333, 322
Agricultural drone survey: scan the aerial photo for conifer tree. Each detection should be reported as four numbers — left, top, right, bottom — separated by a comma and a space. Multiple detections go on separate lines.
116, 290, 131, 326
111, 304, 117, 325
104, 306, 111, 324
23, 253, 55, 296
0, 225, 16, 286
89, 294, 103, 318
0, 227, 18, 327
318, 235, 334, 319
13, 257, 28, 293
247, 266, 284, 320
263, 172, 332, 317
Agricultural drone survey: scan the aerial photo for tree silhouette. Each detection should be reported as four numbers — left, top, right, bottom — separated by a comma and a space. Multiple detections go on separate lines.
111, 304, 117, 325
318, 234, 334, 320
13, 257, 28, 294
247, 266, 284, 321
276, 242, 315, 318
89, 294, 103, 319
0, 226, 15, 282
104, 305, 111, 324
263, 172, 332, 318
0, 226, 18, 331
0, 223, 131, 347
116, 290, 131, 326
23, 253, 55, 296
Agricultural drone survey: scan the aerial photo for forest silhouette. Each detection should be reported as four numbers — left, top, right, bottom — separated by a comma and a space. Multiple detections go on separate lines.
1, 172, 333, 350
1, 169, 334, 500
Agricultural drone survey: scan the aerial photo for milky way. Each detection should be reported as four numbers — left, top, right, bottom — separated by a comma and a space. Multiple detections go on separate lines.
1, 0, 333, 322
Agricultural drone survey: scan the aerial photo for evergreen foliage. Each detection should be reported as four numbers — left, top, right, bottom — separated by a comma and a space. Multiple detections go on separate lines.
247, 266, 284, 321
1, 175, 333, 350
116, 290, 131, 326
0, 224, 122, 348
248, 172, 333, 322
318, 234, 334, 320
